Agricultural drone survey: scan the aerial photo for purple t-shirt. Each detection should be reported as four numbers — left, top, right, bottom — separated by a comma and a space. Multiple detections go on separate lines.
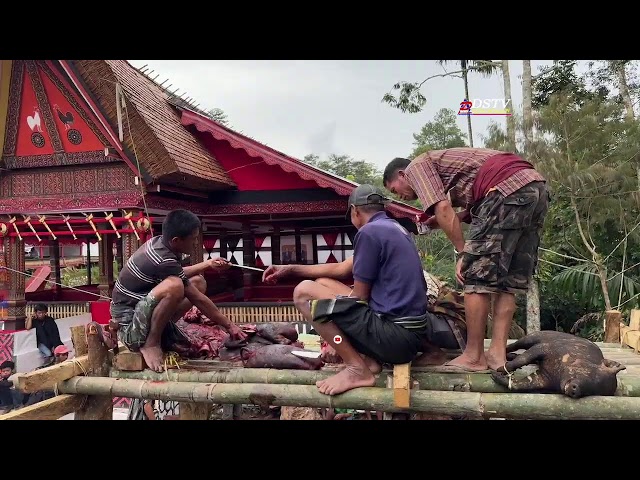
352, 211, 427, 317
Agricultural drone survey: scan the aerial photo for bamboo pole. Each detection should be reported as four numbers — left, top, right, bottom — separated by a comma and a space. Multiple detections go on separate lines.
56, 377, 640, 419
108, 368, 640, 397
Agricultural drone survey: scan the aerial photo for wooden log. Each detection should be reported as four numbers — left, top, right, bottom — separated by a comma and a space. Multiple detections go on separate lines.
109, 367, 640, 397
17, 355, 89, 393
112, 351, 146, 371
179, 402, 211, 420
604, 310, 622, 343
75, 323, 113, 420
70, 325, 88, 356
0, 394, 86, 421
56, 377, 640, 420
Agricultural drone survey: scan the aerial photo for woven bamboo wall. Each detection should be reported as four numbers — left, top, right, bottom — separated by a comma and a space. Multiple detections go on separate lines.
217, 304, 304, 324
25, 302, 303, 323
26, 302, 91, 320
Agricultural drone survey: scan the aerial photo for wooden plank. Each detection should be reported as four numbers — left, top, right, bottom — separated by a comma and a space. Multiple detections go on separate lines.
70, 325, 88, 356
0, 394, 85, 421
179, 403, 211, 420
17, 355, 89, 393
113, 351, 146, 371
393, 363, 411, 408
630, 310, 640, 331
605, 310, 622, 343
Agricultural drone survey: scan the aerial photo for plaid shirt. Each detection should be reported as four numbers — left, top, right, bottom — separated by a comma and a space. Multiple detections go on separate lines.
404, 148, 546, 213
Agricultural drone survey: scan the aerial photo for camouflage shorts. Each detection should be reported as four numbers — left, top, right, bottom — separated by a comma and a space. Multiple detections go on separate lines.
461, 181, 550, 295
110, 294, 160, 351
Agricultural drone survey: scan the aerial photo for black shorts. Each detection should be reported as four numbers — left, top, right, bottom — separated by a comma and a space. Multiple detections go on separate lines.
309, 298, 425, 365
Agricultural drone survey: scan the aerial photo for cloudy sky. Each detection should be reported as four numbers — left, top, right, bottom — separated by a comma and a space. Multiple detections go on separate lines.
128, 60, 588, 171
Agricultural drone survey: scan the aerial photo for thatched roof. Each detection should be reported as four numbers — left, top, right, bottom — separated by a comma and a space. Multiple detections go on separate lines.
69, 60, 235, 192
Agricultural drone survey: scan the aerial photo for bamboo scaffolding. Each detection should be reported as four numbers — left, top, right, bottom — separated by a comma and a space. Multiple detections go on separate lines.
108, 368, 640, 397
57, 377, 640, 419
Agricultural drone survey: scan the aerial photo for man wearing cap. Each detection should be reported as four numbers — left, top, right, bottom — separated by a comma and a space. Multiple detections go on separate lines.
262, 184, 429, 395
53, 345, 69, 363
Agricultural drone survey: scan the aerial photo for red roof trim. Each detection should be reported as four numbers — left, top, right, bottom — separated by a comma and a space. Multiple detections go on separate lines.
180, 109, 421, 220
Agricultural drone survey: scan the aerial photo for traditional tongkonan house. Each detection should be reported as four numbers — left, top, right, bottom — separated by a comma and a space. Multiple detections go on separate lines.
0, 60, 422, 353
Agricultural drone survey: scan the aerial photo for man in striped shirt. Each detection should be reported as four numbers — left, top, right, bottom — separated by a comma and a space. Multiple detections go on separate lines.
110, 209, 247, 372
383, 148, 550, 373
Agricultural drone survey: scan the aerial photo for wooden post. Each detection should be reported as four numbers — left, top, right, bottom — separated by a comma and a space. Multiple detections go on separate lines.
97, 235, 114, 298
50, 238, 61, 299
179, 403, 211, 420
271, 226, 281, 265
75, 323, 113, 420
242, 223, 255, 301
85, 237, 92, 285
294, 229, 302, 263
70, 325, 88, 356
605, 310, 622, 343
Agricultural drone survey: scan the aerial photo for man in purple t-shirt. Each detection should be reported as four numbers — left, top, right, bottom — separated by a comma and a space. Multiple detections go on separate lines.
263, 185, 429, 396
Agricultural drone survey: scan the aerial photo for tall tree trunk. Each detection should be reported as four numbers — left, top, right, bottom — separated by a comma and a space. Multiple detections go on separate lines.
613, 61, 635, 121
461, 60, 474, 147
501, 60, 516, 152
522, 60, 533, 153
522, 60, 540, 332
570, 197, 613, 312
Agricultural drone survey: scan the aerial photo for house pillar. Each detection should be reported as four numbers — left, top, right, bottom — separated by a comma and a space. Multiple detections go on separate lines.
49, 238, 61, 299
97, 235, 114, 298
121, 232, 140, 268
271, 226, 281, 265
0, 236, 26, 330
242, 223, 255, 301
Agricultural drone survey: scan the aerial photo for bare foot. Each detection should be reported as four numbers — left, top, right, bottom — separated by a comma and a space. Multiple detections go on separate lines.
414, 351, 447, 366
362, 355, 382, 374
316, 365, 376, 395
485, 351, 506, 371
445, 354, 488, 372
140, 345, 165, 372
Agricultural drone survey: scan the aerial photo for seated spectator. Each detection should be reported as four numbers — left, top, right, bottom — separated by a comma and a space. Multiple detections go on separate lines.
0, 361, 25, 412
25, 304, 63, 364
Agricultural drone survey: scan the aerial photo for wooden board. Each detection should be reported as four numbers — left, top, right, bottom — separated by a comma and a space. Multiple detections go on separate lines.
0, 394, 85, 420
113, 351, 146, 371
630, 310, 640, 331
621, 325, 640, 353
393, 363, 411, 408
17, 355, 89, 393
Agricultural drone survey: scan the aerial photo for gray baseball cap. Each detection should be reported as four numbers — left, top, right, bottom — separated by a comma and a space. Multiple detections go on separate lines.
345, 184, 391, 219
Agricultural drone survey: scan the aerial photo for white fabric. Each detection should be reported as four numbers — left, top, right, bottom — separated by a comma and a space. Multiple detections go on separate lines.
13, 313, 93, 373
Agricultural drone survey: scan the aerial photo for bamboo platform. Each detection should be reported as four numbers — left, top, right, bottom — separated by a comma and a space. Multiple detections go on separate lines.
2, 328, 640, 420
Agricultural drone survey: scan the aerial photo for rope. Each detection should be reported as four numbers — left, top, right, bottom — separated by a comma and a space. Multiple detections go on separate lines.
0, 264, 111, 300
502, 362, 514, 390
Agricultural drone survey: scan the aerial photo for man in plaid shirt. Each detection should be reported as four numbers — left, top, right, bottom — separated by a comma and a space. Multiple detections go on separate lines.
383, 148, 550, 372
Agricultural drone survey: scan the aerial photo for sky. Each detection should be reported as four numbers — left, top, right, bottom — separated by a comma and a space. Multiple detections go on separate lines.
128, 60, 589, 171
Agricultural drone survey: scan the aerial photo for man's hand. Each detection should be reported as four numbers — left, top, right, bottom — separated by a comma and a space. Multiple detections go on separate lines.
262, 265, 294, 284
455, 256, 465, 286
227, 323, 248, 341
206, 257, 231, 271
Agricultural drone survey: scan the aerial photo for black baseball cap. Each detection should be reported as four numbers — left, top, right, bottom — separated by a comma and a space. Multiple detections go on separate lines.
345, 184, 391, 219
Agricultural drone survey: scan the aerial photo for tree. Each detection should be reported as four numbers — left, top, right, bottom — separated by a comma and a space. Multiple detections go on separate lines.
409, 108, 467, 158
382, 60, 500, 147
501, 60, 516, 152
522, 59, 540, 333
205, 107, 229, 126
302, 154, 382, 187
535, 89, 640, 315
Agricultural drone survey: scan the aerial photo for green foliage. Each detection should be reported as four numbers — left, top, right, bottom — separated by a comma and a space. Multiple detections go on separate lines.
414, 231, 456, 286
382, 60, 500, 114
302, 154, 382, 188
205, 107, 229, 126
409, 108, 467, 158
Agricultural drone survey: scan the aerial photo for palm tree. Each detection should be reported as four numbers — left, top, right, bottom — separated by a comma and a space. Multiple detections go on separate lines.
438, 60, 500, 147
